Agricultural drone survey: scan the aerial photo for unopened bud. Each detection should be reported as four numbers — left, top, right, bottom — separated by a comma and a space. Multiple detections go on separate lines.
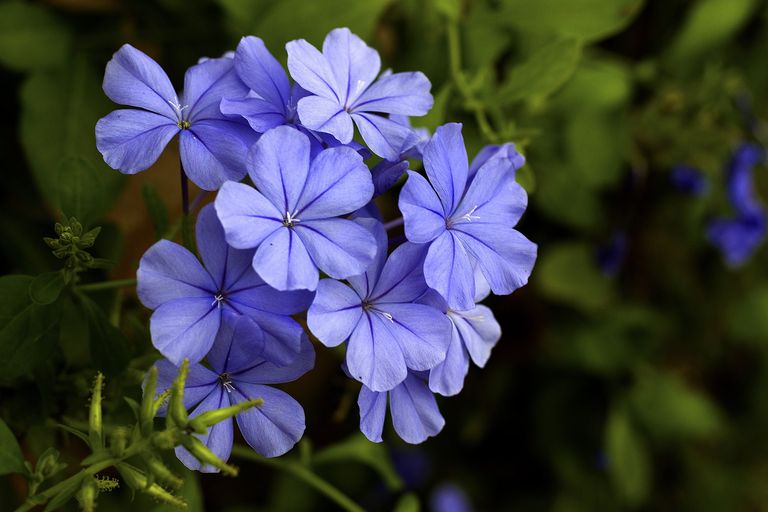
188, 399, 262, 434
89, 373, 104, 449
167, 360, 190, 429
146, 456, 183, 489
116, 463, 187, 509
180, 436, 238, 476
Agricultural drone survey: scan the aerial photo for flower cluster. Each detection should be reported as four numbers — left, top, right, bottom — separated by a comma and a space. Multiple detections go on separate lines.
98, 28, 537, 468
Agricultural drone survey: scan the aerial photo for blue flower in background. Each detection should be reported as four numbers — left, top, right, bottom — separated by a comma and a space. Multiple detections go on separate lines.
152, 316, 314, 470
430, 483, 473, 512
708, 144, 767, 267
286, 27, 433, 161
358, 371, 445, 444
596, 232, 627, 277
215, 126, 377, 291
670, 165, 709, 196
137, 204, 312, 365
399, 123, 537, 310
96, 44, 257, 191
308, 219, 451, 392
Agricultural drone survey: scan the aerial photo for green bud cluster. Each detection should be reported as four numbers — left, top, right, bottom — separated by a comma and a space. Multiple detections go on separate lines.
43, 216, 105, 283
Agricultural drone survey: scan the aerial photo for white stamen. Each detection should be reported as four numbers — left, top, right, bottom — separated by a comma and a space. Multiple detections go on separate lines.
283, 211, 301, 227
461, 205, 481, 222
223, 380, 235, 393
212, 293, 225, 308
380, 311, 394, 323
168, 98, 189, 115
354, 79, 367, 94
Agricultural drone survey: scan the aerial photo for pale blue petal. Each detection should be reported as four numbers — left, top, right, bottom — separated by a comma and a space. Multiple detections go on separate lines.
297, 95, 354, 143
358, 386, 387, 443
352, 112, 417, 161
151, 359, 218, 416
307, 279, 363, 347
423, 123, 468, 215
253, 228, 318, 291
232, 305, 306, 366
96, 109, 178, 174
248, 126, 310, 212
150, 297, 221, 365
232, 383, 305, 457
183, 56, 249, 122
452, 159, 527, 228
468, 142, 525, 180
220, 97, 286, 132
370, 242, 429, 304
232, 335, 314, 383
206, 313, 264, 375
180, 120, 254, 191
322, 27, 381, 107
351, 72, 433, 116
371, 159, 409, 197
347, 218, 388, 298
399, 171, 446, 244
452, 305, 501, 368
428, 323, 469, 397
294, 219, 377, 280
424, 231, 475, 310
234, 36, 291, 111
286, 38, 339, 101
215, 182, 282, 249
390, 373, 445, 444
347, 313, 408, 392
375, 303, 450, 371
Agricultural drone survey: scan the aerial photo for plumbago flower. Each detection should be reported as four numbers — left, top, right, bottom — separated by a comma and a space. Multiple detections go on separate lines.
308, 219, 451, 392
96, 44, 257, 190
137, 204, 312, 365
286, 27, 433, 161
215, 125, 377, 291
152, 316, 315, 470
399, 123, 537, 310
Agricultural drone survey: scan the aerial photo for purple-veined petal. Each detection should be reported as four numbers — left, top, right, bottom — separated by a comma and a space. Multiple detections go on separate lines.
95, 109, 179, 174
375, 303, 450, 371
149, 297, 221, 365
351, 112, 418, 161
252, 228, 318, 291
151, 359, 218, 416
347, 218, 388, 299
184, 56, 249, 122
232, 334, 314, 383
103, 44, 178, 119
307, 279, 363, 347
322, 27, 381, 107
452, 304, 501, 368
371, 159, 409, 197
215, 182, 283, 249
175, 387, 234, 473
370, 242, 428, 304
248, 126, 311, 212
428, 323, 469, 397
294, 146, 372, 220
424, 231, 475, 311
351, 71, 433, 116
399, 171, 447, 244
423, 123, 468, 215
195, 204, 253, 291
294, 219, 377, 280
452, 224, 537, 297
297, 95, 354, 143
468, 142, 525, 181
232, 383, 305, 457
220, 96, 286, 132
390, 373, 445, 444
234, 36, 291, 112
137, 239, 215, 309
347, 312, 408, 392
286, 38, 339, 101
358, 386, 387, 443
452, 159, 528, 228
232, 307, 306, 366
206, 312, 265, 375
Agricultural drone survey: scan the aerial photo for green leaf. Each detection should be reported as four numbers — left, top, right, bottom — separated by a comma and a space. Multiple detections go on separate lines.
605, 407, 651, 506
43, 473, 84, 512
394, 492, 421, 512
496, 38, 582, 105
0, 417, 26, 475
564, 111, 627, 189
536, 242, 614, 312
555, 57, 631, 111
0, 1, 72, 71
29, 271, 66, 305
727, 286, 768, 344
499, 0, 644, 42
78, 294, 129, 376
667, 0, 758, 65
313, 434, 404, 491
20, 57, 124, 218
142, 184, 170, 240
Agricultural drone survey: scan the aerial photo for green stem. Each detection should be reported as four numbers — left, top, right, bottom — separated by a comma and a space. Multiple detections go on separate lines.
76, 279, 136, 292
230, 445, 364, 512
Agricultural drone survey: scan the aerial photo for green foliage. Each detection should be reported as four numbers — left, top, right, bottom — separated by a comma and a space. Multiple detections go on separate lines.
605, 406, 651, 506
0, 1, 71, 72
0, 418, 26, 476
313, 434, 404, 491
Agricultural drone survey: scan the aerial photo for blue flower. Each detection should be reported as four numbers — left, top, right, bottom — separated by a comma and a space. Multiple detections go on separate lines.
307, 219, 451, 392
399, 123, 537, 310
708, 144, 767, 266
468, 142, 526, 181
670, 165, 709, 196
96, 44, 257, 191
286, 27, 433, 161
137, 204, 312, 365
358, 371, 445, 444
152, 316, 315, 470
595, 232, 627, 277
370, 114, 430, 197
215, 126, 377, 291
430, 483, 473, 512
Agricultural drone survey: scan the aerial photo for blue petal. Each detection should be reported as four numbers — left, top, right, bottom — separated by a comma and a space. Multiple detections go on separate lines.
180, 120, 254, 191
347, 218, 388, 299
468, 142, 525, 181
232, 383, 305, 457
297, 95, 354, 143
231, 335, 315, 383
295, 219, 377, 280
215, 182, 282, 249
351, 72, 433, 116
220, 97, 286, 132
286, 38, 340, 101
183, 56, 249, 122
231, 308, 306, 366
322, 27, 381, 107
424, 231, 475, 310
151, 359, 218, 416
389, 373, 445, 444
452, 305, 501, 368
371, 159, 409, 197
150, 297, 221, 365
452, 159, 527, 228
423, 123, 468, 215
351, 112, 418, 161
347, 312, 408, 392
369, 242, 429, 304
452, 224, 537, 297
307, 279, 363, 347
95, 109, 178, 174
195, 204, 249, 291
253, 228, 318, 291
294, 146, 373, 220
234, 36, 291, 113
428, 323, 469, 396
227, 273, 313, 316
399, 171, 447, 244
375, 303, 450, 371
175, 387, 234, 473
358, 385, 387, 443
137, 239, 215, 309
206, 313, 265, 375
248, 126, 310, 213
102, 44, 178, 119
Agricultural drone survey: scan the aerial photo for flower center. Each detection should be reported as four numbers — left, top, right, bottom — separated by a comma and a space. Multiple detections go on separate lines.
447, 205, 480, 229
219, 373, 235, 393
282, 211, 301, 228
363, 302, 394, 323
211, 292, 226, 308
168, 98, 190, 127
177, 120, 191, 130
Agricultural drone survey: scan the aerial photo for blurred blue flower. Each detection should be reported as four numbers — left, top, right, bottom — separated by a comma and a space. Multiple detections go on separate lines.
430, 483, 473, 512
670, 165, 709, 196
152, 316, 314, 471
399, 123, 537, 310
96, 44, 257, 190
596, 232, 627, 277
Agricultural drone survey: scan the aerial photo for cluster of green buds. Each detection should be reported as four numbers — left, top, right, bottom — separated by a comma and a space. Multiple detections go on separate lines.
43, 217, 106, 283
15, 362, 262, 512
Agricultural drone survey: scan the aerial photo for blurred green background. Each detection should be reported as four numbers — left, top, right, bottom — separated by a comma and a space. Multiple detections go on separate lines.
2, 0, 768, 510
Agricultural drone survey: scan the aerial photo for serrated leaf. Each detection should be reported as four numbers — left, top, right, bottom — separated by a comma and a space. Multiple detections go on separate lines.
0, 417, 26, 475
0, 1, 72, 71
29, 271, 66, 305
313, 434, 404, 491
